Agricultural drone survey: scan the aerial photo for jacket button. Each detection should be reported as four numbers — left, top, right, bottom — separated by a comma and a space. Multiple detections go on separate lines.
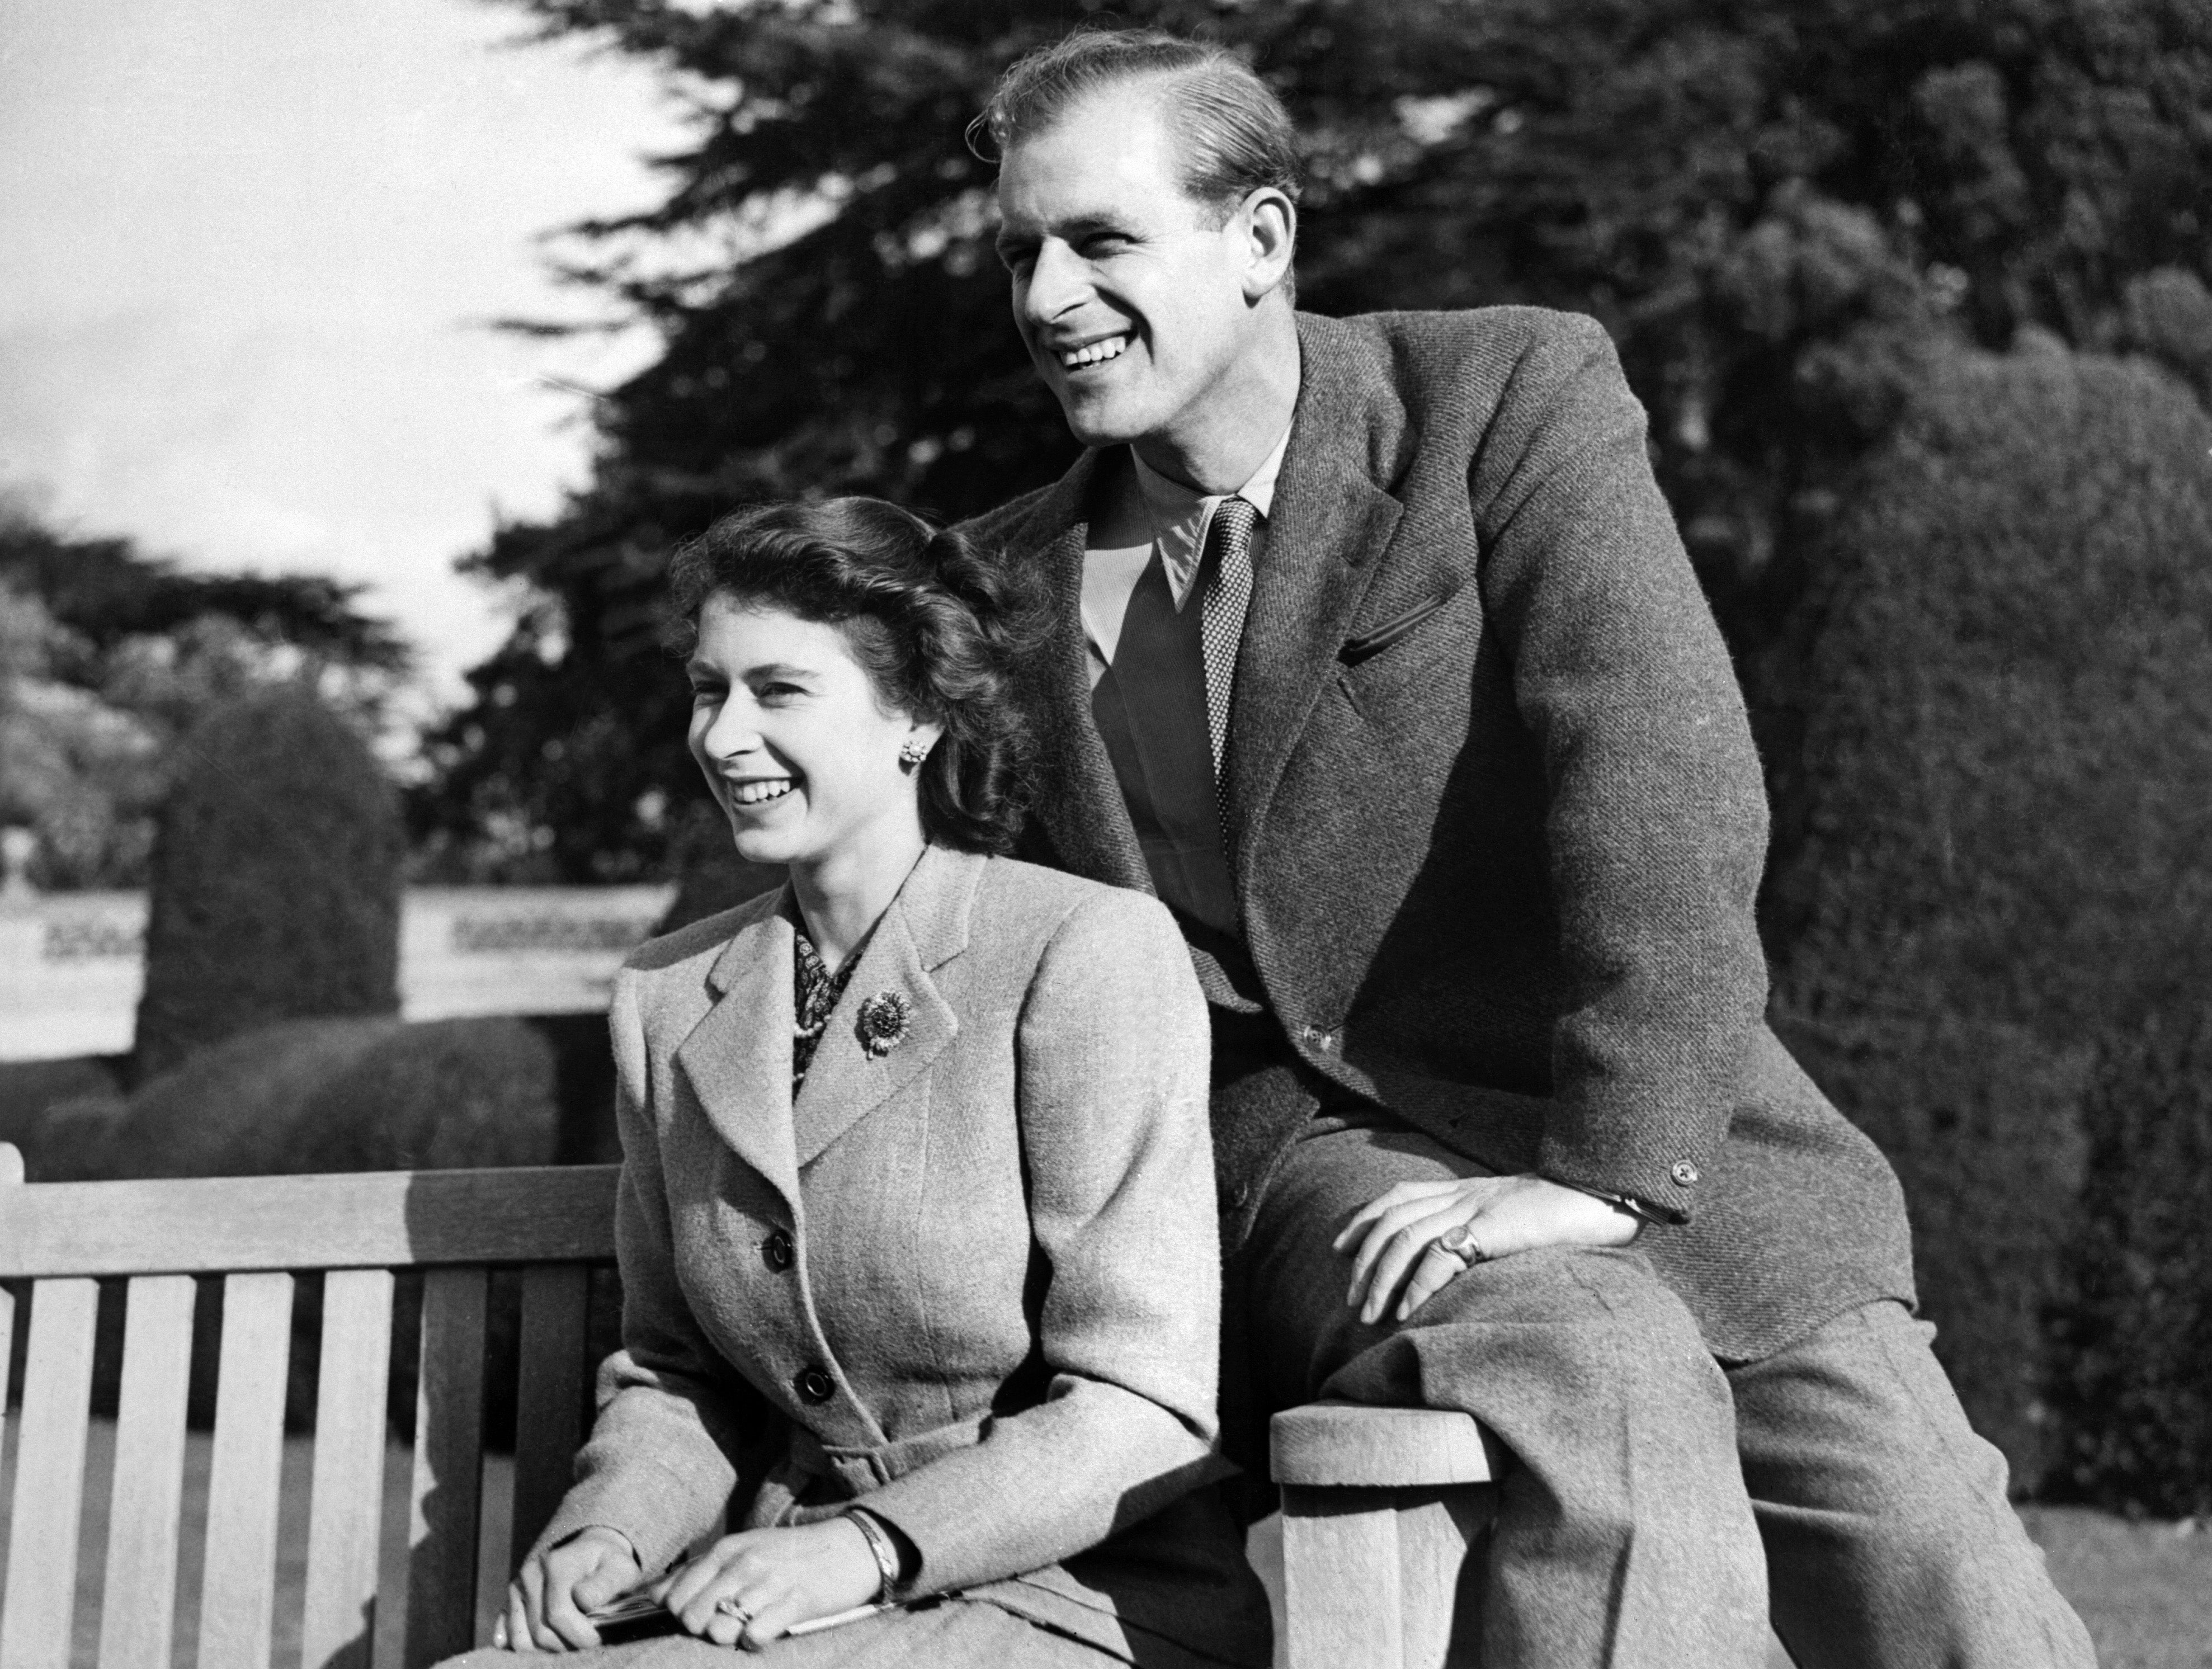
1669, 1159, 1700, 1187
795, 1366, 836, 1405
762, 1230, 794, 1272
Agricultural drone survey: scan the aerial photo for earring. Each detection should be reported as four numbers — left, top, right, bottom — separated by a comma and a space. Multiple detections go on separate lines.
898, 738, 930, 772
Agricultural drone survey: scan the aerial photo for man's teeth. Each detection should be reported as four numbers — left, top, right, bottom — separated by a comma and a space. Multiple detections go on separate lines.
730, 779, 794, 805
1060, 335, 1129, 369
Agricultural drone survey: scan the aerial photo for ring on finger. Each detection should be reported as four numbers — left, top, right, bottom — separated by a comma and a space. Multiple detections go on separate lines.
1436, 1223, 1488, 1269
714, 1596, 756, 1628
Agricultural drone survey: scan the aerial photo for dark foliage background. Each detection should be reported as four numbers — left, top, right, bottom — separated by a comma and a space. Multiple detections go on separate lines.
410, 0, 2211, 890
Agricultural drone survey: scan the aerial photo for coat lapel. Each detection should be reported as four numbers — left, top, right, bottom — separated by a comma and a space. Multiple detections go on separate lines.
789, 845, 979, 1169
673, 897, 804, 1218
1225, 317, 1406, 872
1013, 452, 1153, 894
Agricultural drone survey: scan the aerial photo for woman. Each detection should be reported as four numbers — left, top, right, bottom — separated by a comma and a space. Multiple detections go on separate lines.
475, 498, 1271, 1668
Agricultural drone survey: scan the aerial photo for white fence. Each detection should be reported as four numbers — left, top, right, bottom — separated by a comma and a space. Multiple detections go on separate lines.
0, 887, 676, 1061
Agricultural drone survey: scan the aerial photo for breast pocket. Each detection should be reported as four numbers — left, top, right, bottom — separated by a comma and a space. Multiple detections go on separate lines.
1337, 576, 1475, 717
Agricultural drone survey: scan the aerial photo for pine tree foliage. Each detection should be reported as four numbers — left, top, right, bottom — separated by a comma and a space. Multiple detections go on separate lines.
415, 0, 2211, 880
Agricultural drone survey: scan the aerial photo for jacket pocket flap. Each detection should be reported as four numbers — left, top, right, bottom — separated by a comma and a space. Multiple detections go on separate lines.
1339, 578, 1464, 665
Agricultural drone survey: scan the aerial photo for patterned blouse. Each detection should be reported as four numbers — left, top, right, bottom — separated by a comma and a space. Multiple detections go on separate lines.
792, 926, 867, 1093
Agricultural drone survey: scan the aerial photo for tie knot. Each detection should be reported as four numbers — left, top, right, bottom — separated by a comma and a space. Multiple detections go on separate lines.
1206, 496, 1257, 554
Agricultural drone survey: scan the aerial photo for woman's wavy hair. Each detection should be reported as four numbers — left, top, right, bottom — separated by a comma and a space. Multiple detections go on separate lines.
663, 498, 1051, 855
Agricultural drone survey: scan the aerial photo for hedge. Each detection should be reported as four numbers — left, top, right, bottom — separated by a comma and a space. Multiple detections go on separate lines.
2055, 1009, 2212, 1517
1765, 341, 2212, 1491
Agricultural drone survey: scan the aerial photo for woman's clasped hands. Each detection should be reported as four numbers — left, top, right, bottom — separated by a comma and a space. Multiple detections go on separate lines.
498, 1517, 883, 1652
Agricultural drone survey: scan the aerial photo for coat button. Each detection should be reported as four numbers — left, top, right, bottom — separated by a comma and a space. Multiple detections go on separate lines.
1669, 1159, 1700, 1187
762, 1229, 794, 1272
795, 1366, 836, 1404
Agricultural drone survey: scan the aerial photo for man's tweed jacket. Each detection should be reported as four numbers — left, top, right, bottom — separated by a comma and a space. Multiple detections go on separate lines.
540, 845, 1271, 1666
963, 308, 1915, 1364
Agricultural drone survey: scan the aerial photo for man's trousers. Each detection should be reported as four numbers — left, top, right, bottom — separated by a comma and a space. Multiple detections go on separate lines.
1238, 1118, 2095, 1669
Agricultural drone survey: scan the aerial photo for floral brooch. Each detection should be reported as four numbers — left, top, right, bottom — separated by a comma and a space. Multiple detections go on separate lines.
856, 991, 911, 1058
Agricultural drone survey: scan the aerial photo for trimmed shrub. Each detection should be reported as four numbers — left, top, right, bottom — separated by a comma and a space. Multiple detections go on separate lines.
1773, 1010, 2088, 1481
2055, 1010, 2212, 1517
134, 686, 403, 1081
0, 1054, 121, 1154
1766, 342, 2212, 1491
86, 1013, 560, 1182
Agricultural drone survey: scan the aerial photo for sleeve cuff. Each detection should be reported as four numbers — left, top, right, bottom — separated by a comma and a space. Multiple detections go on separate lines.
1546, 1174, 1673, 1229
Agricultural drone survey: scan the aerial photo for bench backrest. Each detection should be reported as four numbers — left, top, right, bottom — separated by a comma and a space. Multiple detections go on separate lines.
0, 1144, 621, 1669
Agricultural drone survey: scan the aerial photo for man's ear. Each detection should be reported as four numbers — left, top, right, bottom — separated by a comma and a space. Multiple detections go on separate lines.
1239, 188, 1297, 302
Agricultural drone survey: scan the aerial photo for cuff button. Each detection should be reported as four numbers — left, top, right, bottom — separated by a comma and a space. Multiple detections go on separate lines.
1669, 1159, 1700, 1187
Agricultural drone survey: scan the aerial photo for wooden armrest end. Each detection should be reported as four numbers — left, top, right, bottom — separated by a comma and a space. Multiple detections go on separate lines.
1270, 1401, 1502, 1489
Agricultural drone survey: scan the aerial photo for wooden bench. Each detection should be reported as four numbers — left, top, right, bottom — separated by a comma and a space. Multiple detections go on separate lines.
0, 1145, 1499, 1669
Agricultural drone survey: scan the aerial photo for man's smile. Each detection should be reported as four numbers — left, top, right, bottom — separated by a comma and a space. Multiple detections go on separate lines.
1057, 333, 1131, 370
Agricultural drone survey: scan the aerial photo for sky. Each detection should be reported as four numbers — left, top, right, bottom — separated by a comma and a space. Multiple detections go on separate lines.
0, 0, 688, 722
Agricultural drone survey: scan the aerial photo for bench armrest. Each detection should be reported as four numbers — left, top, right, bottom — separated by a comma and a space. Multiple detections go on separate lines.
1271, 1401, 1502, 1489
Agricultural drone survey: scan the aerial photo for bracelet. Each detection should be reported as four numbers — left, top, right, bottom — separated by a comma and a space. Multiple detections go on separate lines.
845, 1508, 904, 1602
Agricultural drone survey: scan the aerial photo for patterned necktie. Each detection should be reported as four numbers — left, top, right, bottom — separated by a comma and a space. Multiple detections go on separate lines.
1199, 495, 1258, 807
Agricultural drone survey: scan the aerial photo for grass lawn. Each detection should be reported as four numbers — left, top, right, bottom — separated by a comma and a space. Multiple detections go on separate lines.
3, 1420, 2206, 1666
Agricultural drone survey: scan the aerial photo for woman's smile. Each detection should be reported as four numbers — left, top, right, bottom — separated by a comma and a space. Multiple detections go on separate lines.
724, 774, 797, 808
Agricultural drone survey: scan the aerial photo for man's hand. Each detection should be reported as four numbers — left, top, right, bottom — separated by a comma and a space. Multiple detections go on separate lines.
1334, 1173, 1641, 1326
499, 1526, 643, 1651
652, 1518, 884, 1649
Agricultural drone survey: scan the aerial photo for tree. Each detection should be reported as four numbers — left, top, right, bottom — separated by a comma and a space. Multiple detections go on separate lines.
413, 0, 2210, 879
0, 504, 409, 888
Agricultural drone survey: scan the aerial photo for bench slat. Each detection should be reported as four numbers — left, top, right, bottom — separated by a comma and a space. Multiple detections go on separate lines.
96, 1276, 197, 1669
197, 1272, 296, 1669
0, 1148, 18, 1576
0, 1165, 622, 1278
0, 1277, 101, 1669
404, 1267, 488, 1668
510, 1265, 591, 1565
0, 1283, 14, 1499
302, 1270, 396, 1669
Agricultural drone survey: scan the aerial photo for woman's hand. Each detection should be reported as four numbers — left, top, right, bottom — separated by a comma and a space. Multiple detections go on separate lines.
1335, 1173, 1641, 1325
497, 1526, 644, 1651
653, 1518, 884, 1649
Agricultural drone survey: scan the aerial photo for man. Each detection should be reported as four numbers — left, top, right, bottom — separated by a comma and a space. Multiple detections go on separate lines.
959, 26, 2094, 1669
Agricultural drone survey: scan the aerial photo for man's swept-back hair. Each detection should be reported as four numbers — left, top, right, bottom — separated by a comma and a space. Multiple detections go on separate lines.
973, 28, 1303, 220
